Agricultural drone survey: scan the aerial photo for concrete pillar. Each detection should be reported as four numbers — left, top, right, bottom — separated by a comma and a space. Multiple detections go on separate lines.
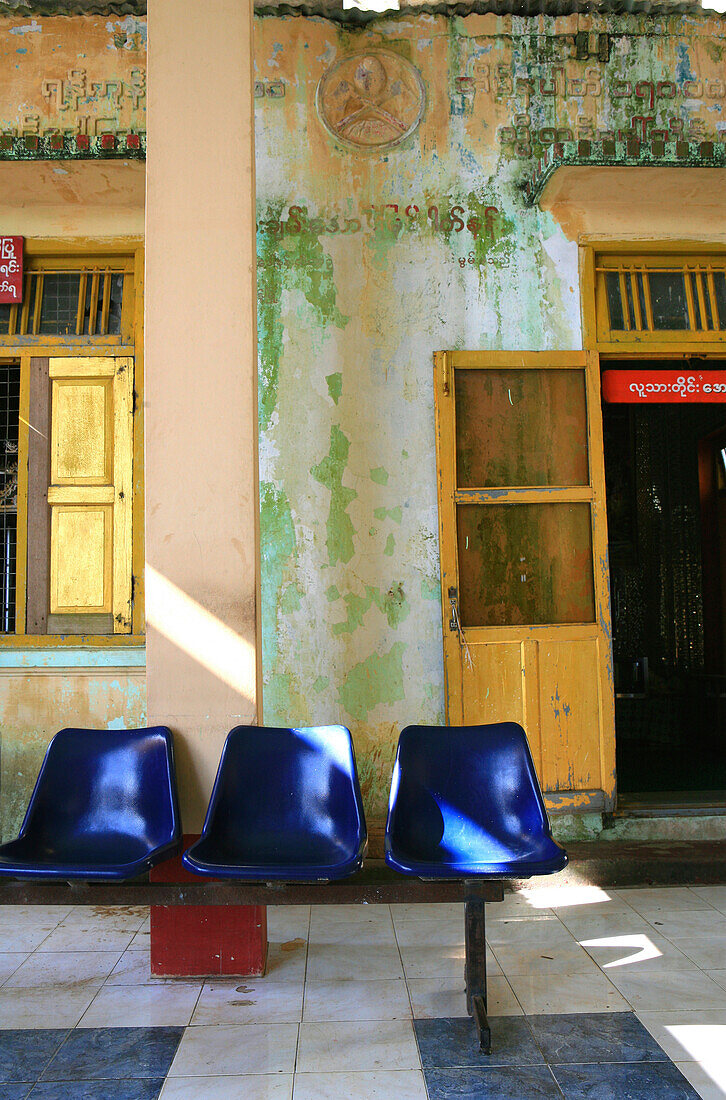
144, 0, 263, 973
145, 0, 260, 828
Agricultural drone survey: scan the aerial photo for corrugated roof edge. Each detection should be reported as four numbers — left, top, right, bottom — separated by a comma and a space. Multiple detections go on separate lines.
0, 0, 714, 17
259, 0, 704, 18
0, 1, 145, 12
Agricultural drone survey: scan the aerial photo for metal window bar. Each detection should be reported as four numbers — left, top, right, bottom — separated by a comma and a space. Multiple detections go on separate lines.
683, 270, 698, 331
0, 362, 20, 633
618, 270, 631, 330
694, 268, 710, 330
707, 266, 721, 330
0, 270, 126, 337
629, 271, 644, 331
639, 270, 654, 331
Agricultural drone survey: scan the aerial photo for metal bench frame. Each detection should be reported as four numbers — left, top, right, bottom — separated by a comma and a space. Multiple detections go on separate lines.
0, 859, 503, 1053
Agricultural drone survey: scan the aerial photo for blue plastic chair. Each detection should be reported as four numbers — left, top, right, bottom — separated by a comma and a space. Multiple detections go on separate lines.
183, 725, 367, 880
385, 722, 567, 878
0, 726, 181, 880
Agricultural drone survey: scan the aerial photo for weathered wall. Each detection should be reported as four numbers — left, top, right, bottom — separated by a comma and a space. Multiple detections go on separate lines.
0, 660, 145, 840
0, 13, 145, 139
1, 9, 726, 836
254, 11, 726, 822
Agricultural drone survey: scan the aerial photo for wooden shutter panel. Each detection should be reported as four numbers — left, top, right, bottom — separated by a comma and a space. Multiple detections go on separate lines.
48, 357, 133, 633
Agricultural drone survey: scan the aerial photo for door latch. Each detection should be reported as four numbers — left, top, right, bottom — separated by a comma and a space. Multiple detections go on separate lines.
448, 586, 460, 633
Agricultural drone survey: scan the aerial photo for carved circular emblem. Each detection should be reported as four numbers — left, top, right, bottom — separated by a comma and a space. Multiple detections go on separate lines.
316, 50, 425, 152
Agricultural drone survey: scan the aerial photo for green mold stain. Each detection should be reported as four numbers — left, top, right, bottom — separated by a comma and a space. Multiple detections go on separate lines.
257, 203, 348, 432
259, 482, 296, 672
463, 192, 516, 271
313, 676, 329, 694
265, 671, 311, 727
421, 576, 440, 601
326, 372, 343, 405
370, 467, 389, 485
325, 584, 341, 602
338, 641, 407, 722
311, 425, 357, 567
384, 533, 395, 557
382, 582, 409, 628
279, 583, 302, 614
333, 589, 377, 636
373, 505, 402, 524
333, 582, 410, 636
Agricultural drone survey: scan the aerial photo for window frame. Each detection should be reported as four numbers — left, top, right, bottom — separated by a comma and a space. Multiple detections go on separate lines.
582, 241, 726, 355
0, 238, 145, 647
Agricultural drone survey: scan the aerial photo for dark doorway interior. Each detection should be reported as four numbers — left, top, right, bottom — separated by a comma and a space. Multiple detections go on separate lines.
603, 360, 726, 795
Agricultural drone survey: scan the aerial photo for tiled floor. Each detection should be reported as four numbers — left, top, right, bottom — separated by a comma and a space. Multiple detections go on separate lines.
0, 885, 723, 1097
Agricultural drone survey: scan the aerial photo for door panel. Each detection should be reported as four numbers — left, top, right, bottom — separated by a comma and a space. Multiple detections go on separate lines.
538, 639, 602, 792
435, 350, 616, 811
460, 642, 525, 730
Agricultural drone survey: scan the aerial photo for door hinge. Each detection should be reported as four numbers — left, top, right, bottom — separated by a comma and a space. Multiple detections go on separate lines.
442, 354, 451, 396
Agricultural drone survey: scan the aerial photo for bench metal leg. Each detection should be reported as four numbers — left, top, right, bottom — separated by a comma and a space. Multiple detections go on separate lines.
465, 895, 491, 1054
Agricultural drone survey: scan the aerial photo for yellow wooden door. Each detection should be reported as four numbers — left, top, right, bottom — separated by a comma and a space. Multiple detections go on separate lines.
434, 350, 616, 812
48, 356, 133, 634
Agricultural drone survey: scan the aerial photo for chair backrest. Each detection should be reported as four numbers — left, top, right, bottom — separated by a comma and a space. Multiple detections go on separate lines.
386, 722, 554, 861
202, 725, 366, 848
21, 726, 180, 849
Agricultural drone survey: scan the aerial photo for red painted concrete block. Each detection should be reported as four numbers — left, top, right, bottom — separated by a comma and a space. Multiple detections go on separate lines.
149, 836, 267, 977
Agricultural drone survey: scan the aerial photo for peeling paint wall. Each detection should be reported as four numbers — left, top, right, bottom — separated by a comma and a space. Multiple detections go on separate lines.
0, 13, 145, 139
254, 11, 726, 822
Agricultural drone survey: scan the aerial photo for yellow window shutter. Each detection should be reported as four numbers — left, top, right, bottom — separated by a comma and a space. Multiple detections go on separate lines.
48, 357, 134, 633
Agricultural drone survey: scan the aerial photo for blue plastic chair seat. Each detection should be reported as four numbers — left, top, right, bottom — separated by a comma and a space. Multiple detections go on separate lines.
385, 723, 567, 878
183, 725, 367, 881
0, 726, 181, 880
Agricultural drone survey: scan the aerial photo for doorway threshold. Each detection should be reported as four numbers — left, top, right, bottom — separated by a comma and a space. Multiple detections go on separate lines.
616, 791, 726, 818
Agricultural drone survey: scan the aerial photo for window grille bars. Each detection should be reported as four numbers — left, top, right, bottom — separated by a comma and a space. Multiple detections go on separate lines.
0, 271, 125, 338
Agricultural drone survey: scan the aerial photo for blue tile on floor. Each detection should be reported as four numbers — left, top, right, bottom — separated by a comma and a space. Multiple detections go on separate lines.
415, 1016, 545, 1068
425, 1065, 564, 1098
529, 1012, 669, 1064
39, 1028, 183, 1082
552, 1061, 701, 1099
3, 1085, 33, 1100
29, 1082, 164, 1100
0, 1031, 70, 1083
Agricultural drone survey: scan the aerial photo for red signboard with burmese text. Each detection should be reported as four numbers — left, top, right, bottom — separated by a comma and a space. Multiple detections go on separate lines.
602, 370, 726, 404
0, 237, 22, 304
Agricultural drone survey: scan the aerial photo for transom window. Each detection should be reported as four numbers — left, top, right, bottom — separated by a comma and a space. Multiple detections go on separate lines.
595, 252, 726, 344
0, 267, 129, 339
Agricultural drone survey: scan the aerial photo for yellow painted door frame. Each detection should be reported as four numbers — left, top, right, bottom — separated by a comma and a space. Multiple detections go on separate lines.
434, 349, 615, 813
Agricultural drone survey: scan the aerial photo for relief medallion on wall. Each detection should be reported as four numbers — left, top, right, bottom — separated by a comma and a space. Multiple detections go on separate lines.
316, 50, 425, 152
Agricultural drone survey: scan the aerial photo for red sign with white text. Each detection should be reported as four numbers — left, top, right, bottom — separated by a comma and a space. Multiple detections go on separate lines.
0, 237, 22, 304
602, 370, 726, 404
